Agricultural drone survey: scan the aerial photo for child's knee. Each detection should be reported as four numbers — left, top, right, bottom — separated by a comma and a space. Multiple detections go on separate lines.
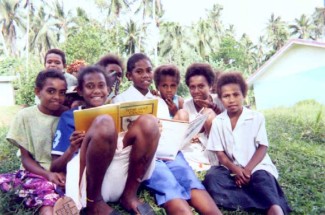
136, 114, 159, 134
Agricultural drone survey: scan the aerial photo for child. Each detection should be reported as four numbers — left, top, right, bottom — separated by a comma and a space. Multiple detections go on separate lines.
0, 70, 71, 215
51, 65, 159, 215
44, 49, 77, 88
153, 64, 184, 118
96, 54, 124, 100
113, 53, 222, 215
203, 72, 292, 214
182, 63, 224, 171
36, 49, 78, 105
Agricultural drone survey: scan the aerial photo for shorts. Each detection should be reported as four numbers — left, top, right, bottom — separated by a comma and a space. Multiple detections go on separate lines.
144, 152, 205, 205
66, 143, 155, 210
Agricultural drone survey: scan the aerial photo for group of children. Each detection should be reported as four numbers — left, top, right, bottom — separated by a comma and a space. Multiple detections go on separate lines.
0, 48, 292, 215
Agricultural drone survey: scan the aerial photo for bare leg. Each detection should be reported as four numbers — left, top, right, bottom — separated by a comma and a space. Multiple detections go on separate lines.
267, 205, 284, 215
189, 189, 222, 215
120, 115, 160, 213
39, 206, 53, 215
81, 115, 117, 215
163, 199, 192, 215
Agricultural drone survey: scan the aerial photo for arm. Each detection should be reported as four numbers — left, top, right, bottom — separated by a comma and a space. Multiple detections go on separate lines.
244, 144, 267, 175
178, 96, 184, 109
51, 131, 84, 173
217, 151, 250, 187
20, 147, 65, 186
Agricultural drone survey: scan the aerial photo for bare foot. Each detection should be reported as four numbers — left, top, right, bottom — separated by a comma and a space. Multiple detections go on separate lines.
119, 195, 142, 214
87, 200, 114, 215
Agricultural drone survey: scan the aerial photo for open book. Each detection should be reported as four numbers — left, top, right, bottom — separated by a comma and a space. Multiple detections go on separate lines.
73, 99, 158, 132
156, 113, 209, 160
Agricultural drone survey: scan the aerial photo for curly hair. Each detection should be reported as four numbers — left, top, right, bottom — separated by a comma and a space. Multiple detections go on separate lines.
185, 63, 215, 87
216, 72, 248, 98
153, 64, 180, 87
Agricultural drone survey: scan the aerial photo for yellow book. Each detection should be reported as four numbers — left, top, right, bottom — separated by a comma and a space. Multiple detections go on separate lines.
73, 99, 158, 133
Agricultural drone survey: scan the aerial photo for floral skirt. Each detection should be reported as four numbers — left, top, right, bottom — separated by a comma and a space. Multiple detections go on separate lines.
0, 170, 60, 208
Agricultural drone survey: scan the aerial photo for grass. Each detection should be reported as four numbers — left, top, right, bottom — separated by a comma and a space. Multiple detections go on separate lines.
0, 100, 324, 214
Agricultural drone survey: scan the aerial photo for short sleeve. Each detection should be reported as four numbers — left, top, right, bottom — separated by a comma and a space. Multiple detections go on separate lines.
255, 114, 269, 147
206, 118, 224, 152
6, 110, 27, 149
52, 111, 75, 155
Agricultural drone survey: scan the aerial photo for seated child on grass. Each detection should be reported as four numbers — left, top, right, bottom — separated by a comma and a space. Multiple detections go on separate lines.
0, 70, 69, 215
113, 53, 222, 215
51, 65, 159, 215
182, 63, 224, 171
203, 72, 292, 215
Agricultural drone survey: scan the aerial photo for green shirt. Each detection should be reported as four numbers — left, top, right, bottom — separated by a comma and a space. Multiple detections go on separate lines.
6, 106, 59, 170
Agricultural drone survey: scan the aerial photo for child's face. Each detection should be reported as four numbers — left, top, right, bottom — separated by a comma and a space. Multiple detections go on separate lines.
35, 78, 67, 115
188, 75, 211, 101
45, 53, 65, 71
127, 59, 153, 95
105, 64, 123, 89
220, 83, 244, 116
157, 75, 178, 100
79, 72, 108, 108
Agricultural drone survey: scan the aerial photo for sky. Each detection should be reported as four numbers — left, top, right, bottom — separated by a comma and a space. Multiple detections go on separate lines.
162, 0, 324, 41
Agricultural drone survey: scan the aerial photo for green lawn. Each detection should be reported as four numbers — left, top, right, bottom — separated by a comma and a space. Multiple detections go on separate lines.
0, 101, 324, 214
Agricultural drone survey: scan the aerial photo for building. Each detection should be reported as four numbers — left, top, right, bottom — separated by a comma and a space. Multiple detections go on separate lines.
248, 39, 325, 110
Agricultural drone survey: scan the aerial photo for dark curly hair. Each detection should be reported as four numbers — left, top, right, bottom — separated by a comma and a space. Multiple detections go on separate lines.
185, 63, 215, 87
216, 72, 248, 98
96, 54, 124, 72
153, 64, 180, 88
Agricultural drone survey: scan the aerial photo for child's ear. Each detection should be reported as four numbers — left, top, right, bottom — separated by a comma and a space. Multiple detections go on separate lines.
126, 72, 132, 81
34, 87, 40, 98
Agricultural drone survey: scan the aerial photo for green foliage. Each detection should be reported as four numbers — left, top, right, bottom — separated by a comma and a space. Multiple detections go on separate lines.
0, 57, 24, 76
62, 20, 125, 64
13, 58, 42, 106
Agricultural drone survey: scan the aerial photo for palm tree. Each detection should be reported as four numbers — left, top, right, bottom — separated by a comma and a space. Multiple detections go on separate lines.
312, 7, 325, 40
158, 22, 190, 58
192, 19, 213, 60
0, 0, 25, 56
289, 14, 315, 39
51, 0, 76, 41
29, 5, 59, 59
123, 19, 146, 55
265, 13, 289, 51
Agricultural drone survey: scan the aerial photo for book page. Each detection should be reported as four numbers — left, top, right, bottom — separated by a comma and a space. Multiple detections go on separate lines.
156, 119, 189, 160
118, 99, 158, 132
156, 113, 209, 160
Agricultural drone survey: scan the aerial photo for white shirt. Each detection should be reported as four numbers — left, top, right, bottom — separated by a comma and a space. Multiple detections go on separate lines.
112, 85, 170, 119
183, 94, 224, 121
181, 94, 224, 171
207, 107, 278, 178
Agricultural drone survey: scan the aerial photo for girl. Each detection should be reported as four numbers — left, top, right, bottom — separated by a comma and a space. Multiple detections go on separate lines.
0, 70, 69, 215
203, 72, 292, 214
153, 64, 184, 118
182, 63, 224, 171
114, 53, 222, 215
51, 65, 159, 215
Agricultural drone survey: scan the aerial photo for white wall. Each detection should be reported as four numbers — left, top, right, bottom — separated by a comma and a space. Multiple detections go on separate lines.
253, 45, 325, 110
0, 76, 17, 106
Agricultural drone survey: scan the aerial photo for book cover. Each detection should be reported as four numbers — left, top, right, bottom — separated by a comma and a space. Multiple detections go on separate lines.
73, 99, 158, 133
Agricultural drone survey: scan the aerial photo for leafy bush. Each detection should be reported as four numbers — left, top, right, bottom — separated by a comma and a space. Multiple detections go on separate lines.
13, 58, 42, 106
